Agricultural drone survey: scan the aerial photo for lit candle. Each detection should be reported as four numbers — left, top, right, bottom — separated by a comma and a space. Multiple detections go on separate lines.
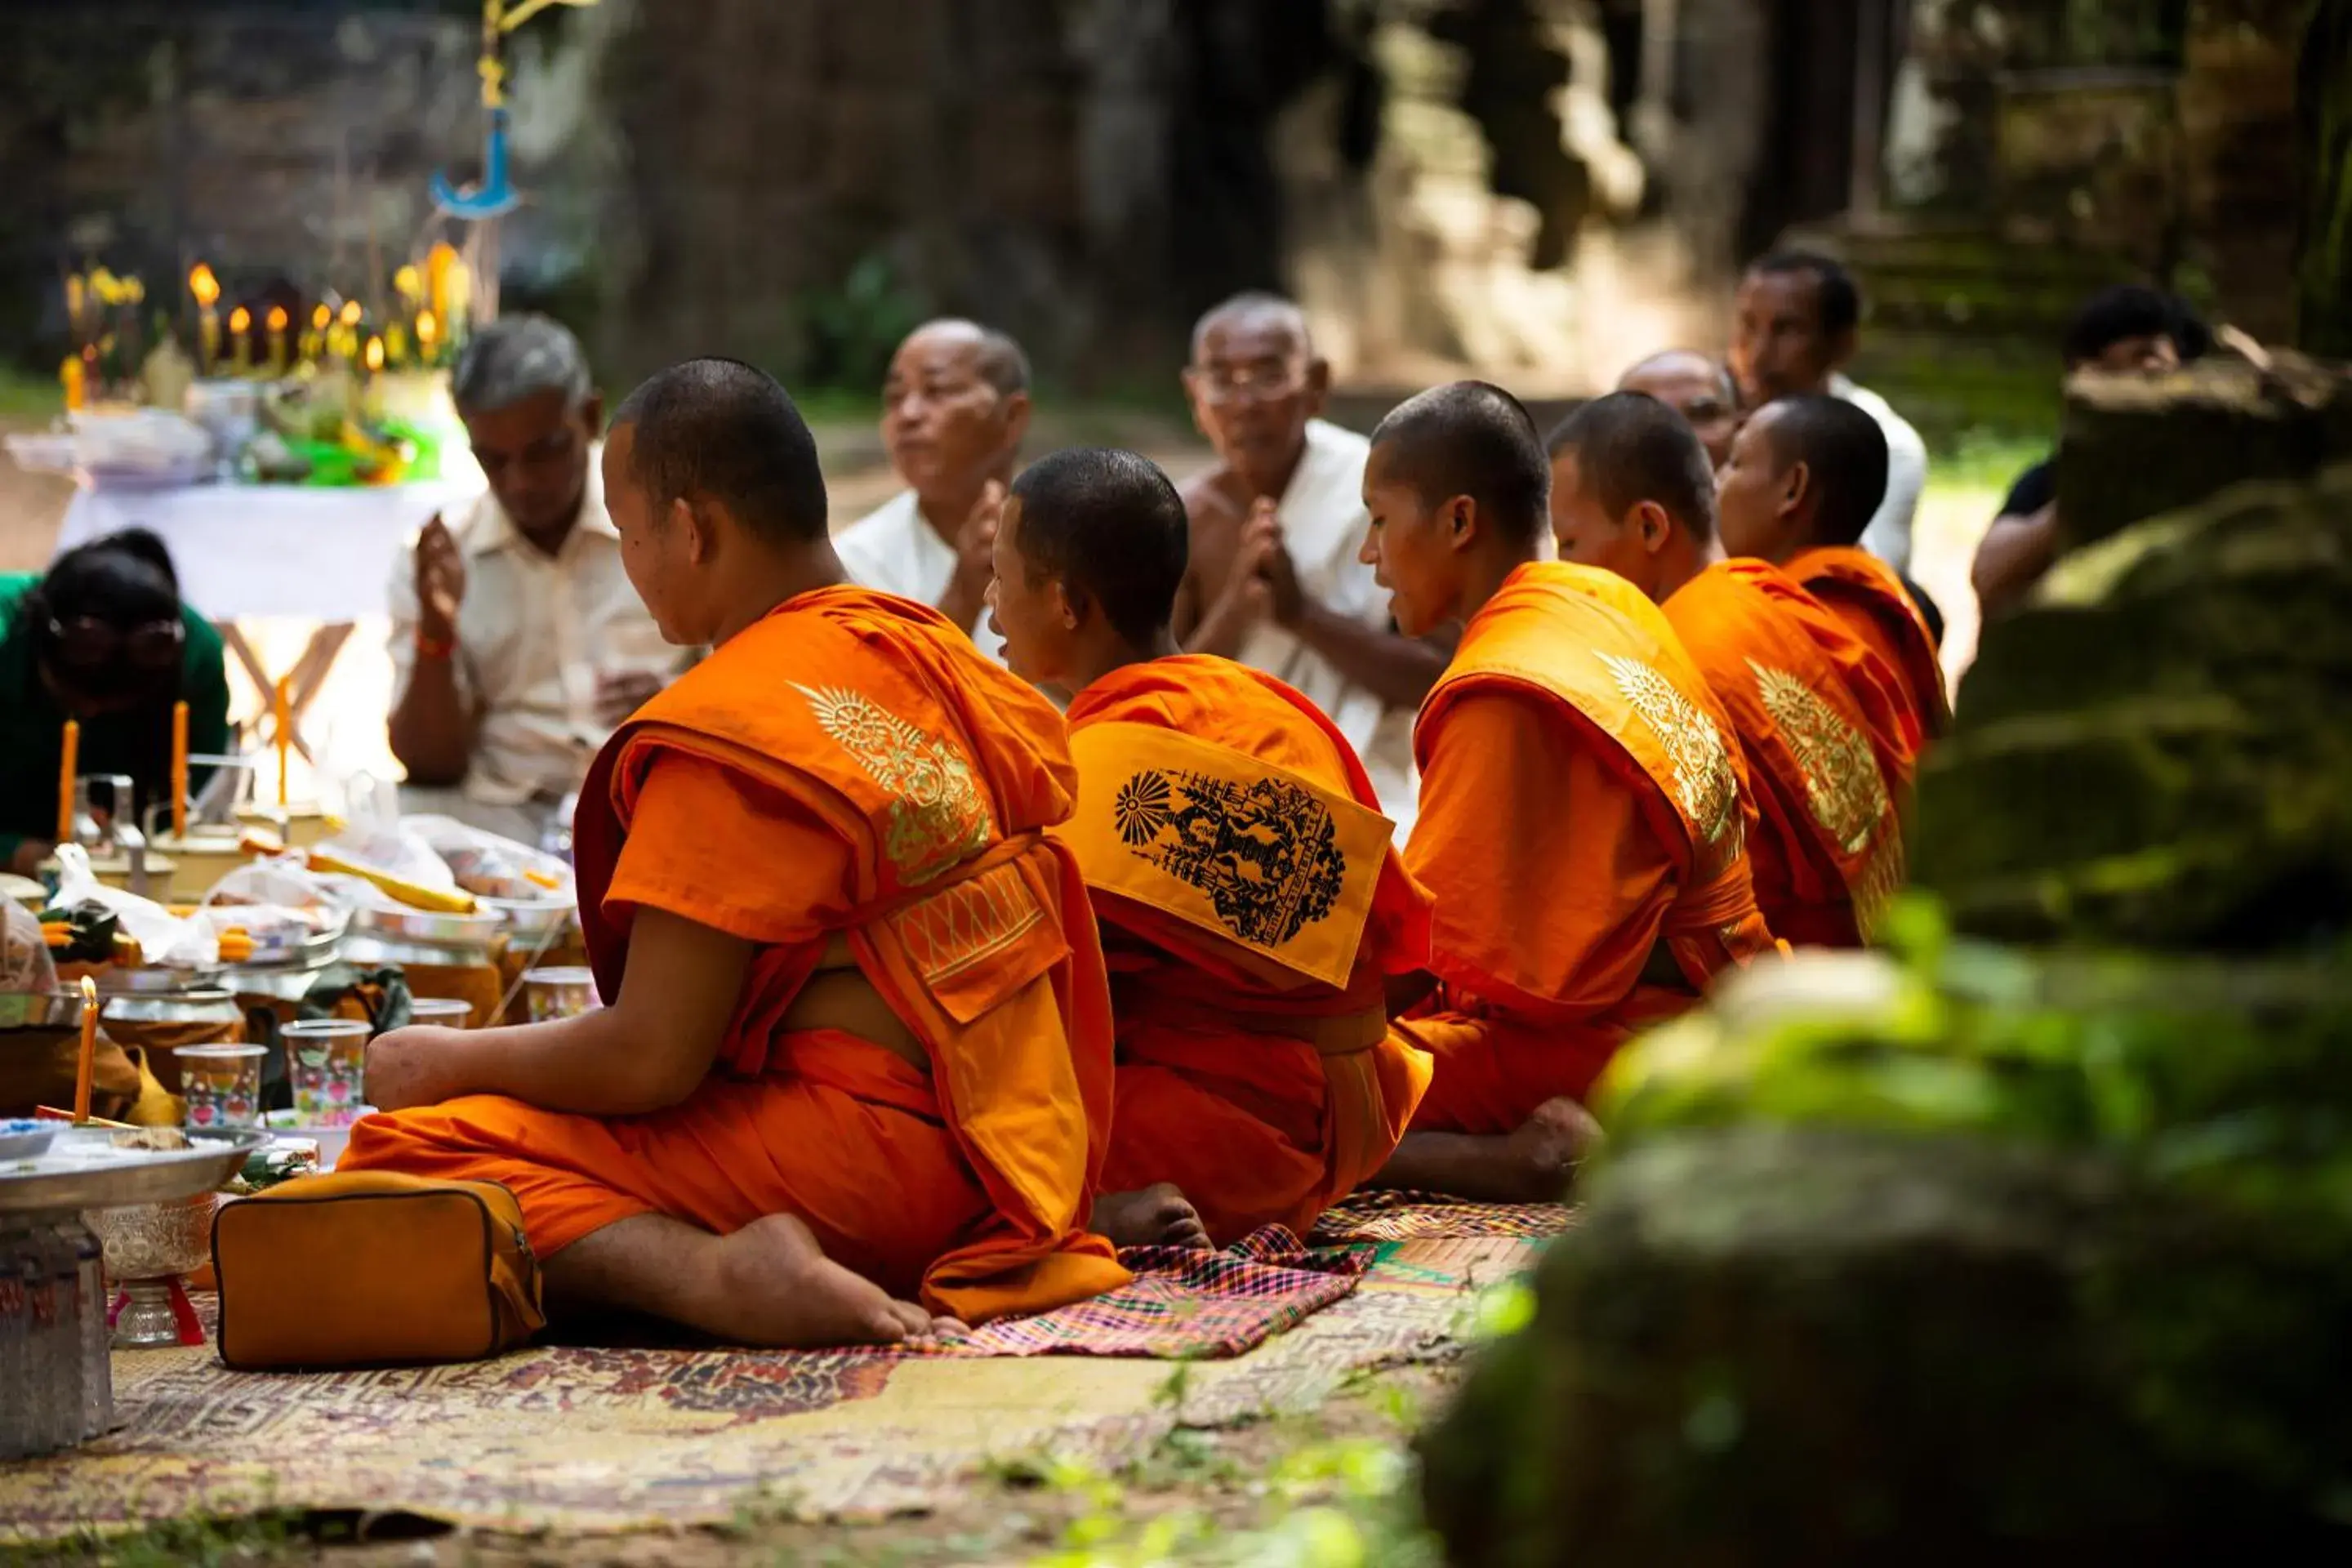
363, 335, 385, 375
305, 302, 330, 363
274, 675, 292, 806
416, 309, 439, 364
228, 305, 252, 372
265, 304, 289, 374
74, 976, 99, 1124
171, 700, 189, 840
189, 265, 220, 374
56, 718, 79, 845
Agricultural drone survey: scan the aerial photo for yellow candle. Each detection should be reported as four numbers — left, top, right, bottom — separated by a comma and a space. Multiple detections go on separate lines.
228, 305, 252, 372
274, 675, 292, 806
190, 265, 220, 375
57, 718, 79, 845
171, 700, 189, 840
74, 976, 99, 1124
265, 304, 289, 374
60, 356, 84, 411
363, 335, 385, 374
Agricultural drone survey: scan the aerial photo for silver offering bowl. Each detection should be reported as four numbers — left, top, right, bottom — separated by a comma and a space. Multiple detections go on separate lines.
86, 1192, 217, 1348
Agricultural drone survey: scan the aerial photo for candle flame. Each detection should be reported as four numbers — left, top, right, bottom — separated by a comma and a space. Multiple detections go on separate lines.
339, 299, 363, 327
364, 336, 385, 372
189, 264, 220, 306
416, 310, 439, 345
228, 305, 251, 333
265, 304, 289, 332
312, 303, 331, 330
394, 264, 423, 300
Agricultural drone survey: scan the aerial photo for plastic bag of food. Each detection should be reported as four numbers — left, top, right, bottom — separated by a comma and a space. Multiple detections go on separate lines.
44, 845, 213, 968
203, 854, 348, 914
404, 815, 574, 902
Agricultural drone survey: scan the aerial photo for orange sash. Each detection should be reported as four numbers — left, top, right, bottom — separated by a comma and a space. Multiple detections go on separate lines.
1662, 560, 1913, 942
572, 587, 1128, 1321
1785, 546, 1950, 737
1061, 721, 1392, 991
1420, 563, 1765, 954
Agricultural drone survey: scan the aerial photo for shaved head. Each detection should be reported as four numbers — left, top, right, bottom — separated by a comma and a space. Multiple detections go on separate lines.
610, 357, 828, 542
1007, 448, 1189, 644
1368, 381, 1551, 546
1617, 350, 1740, 468
1548, 391, 1717, 540
902, 318, 1031, 397
1191, 291, 1312, 362
1619, 349, 1735, 403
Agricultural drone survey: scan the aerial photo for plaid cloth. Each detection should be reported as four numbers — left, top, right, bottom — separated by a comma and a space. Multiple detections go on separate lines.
934, 1226, 1373, 1359
1308, 1189, 1573, 1243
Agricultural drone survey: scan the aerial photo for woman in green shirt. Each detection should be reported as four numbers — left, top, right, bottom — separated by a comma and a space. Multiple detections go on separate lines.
0, 529, 232, 875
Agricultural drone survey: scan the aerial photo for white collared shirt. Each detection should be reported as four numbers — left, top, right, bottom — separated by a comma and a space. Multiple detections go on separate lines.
834, 489, 1004, 661
1830, 374, 1927, 577
387, 455, 681, 804
1232, 419, 1419, 838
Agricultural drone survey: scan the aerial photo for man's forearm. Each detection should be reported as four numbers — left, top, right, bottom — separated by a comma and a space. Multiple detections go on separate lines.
1971, 510, 2060, 621
1183, 593, 1254, 659
1289, 603, 1450, 710
388, 655, 475, 786
935, 576, 987, 637
426, 1009, 711, 1116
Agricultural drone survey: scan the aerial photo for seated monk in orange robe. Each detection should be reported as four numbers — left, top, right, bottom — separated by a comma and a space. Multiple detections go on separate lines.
1549, 391, 1917, 949
1353, 382, 1780, 1201
1717, 394, 1950, 737
981, 447, 1433, 1247
345, 359, 1128, 1347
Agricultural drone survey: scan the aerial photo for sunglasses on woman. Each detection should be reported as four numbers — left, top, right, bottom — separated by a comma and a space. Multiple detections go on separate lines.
47, 615, 185, 670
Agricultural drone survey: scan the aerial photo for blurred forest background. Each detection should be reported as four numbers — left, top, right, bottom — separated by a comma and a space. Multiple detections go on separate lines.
0, 0, 2335, 434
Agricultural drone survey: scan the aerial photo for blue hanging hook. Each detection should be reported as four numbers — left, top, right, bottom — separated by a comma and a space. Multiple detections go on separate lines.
432, 105, 519, 221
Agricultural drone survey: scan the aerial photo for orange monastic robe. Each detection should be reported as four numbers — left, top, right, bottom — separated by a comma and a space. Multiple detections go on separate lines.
1662, 559, 1918, 950
1401, 563, 1780, 1135
343, 587, 1129, 1324
1785, 545, 1950, 738
1059, 656, 1433, 1245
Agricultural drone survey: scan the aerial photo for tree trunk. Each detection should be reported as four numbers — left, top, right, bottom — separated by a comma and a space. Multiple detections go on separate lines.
2300, 0, 2352, 357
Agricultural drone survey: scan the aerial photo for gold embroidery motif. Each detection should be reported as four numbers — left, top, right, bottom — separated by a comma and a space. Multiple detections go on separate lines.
1747, 659, 1904, 924
1596, 651, 1741, 853
893, 863, 1046, 986
795, 684, 992, 885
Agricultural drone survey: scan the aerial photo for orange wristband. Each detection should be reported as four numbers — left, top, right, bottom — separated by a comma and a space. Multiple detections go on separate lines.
416, 629, 457, 661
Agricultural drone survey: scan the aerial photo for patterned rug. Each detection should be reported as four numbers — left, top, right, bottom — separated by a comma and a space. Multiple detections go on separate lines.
0, 1199, 1568, 1542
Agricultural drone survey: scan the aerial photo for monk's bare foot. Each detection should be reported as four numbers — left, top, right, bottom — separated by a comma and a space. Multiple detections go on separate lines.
705, 1214, 931, 1348
1092, 1183, 1211, 1250
1499, 1097, 1603, 1201
1371, 1098, 1602, 1203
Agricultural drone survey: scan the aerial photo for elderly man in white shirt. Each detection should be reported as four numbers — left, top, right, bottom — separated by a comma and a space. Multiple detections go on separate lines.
1173, 293, 1448, 835
832, 319, 1031, 659
387, 315, 681, 843
1727, 251, 1927, 575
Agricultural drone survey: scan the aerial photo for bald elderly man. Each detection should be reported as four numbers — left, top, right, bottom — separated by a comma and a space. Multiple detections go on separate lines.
834, 319, 1033, 661
1617, 350, 1741, 469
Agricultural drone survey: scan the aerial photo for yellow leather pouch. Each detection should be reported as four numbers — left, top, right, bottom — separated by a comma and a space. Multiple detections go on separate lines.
211, 1170, 545, 1370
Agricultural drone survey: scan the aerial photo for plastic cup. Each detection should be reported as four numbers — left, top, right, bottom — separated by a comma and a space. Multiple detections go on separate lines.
406, 997, 475, 1029
172, 1044, 267, 1129
523, 966, 599, 1023
281, 1019, 372, 1129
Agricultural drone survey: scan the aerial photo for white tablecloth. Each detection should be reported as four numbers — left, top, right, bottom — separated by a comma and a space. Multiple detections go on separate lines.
53, 479, 481, 621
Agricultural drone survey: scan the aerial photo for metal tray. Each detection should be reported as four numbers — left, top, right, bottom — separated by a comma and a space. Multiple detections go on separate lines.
96, 964, 226, 996
0, 1126, 265, 1215
479, 897, 575, 939
352, 903, 505, 948
0, 990, 87, 1030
